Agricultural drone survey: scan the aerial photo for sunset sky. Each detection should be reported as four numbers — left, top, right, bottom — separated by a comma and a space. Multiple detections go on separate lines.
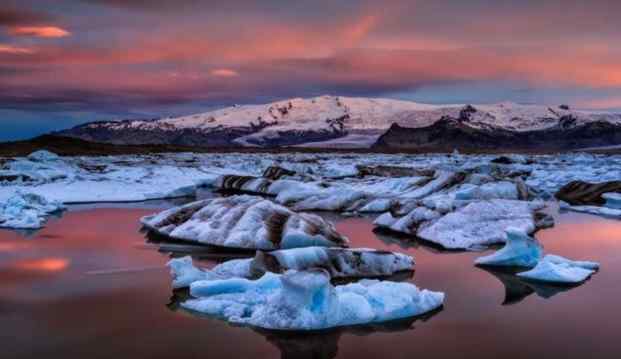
1, 0, 620, 140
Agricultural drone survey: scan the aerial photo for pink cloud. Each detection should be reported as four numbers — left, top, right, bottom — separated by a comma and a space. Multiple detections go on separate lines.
210, 69, 239, 77
0, 44, 35, 54
7, 26, 70, 38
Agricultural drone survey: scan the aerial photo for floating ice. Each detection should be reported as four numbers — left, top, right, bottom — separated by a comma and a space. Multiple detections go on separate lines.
168, 247, 414, 288
603, 192, 621, 209
418, 200, 545, 249
454, 181, 518, 201
181, 269, 444, 330
559, 201, 621, 219
168, 256, 253, 288
376, 199, 546, 250
141, 195, 348, 250
27, 150, 61, 162
0, 191, 65, 229
517, 255, 600, 284
475, 227, 543, 267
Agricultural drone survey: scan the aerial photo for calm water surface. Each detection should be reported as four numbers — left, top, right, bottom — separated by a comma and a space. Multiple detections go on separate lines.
1, 205, 620, 359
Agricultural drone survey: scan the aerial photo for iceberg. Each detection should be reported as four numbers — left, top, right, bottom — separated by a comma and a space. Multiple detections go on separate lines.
141, 195, 348, 250
215, 175, 272, 195
181, 269, 445, 330
559, 201, 621, 219
454, 181, 519, 201
603, 192, 621, 210
0, 191, 65, 229
168, 256, 253, 288
517, 255, 600, 284
168, 247, 414, 288
252, 247, 414, 279
27, 150, 61, 162
475, 227, 543, 267
418, 199, 544, 250
555, 180, 621, 206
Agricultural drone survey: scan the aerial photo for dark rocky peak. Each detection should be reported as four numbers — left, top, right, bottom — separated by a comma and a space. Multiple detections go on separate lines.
557, 114, 577, 129
459, 105, 478, 121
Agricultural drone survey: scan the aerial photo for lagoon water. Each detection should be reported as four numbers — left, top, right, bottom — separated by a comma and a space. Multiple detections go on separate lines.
1, 204, 620, 359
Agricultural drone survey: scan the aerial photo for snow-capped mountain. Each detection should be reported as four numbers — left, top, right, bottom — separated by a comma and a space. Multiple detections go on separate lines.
57, 95, 621, 149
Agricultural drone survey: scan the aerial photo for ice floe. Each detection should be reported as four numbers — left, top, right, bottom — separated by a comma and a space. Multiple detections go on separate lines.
181, 268, 444, 330
555, 180, 621, 206
603, 192, 621, 209
474, 228, 600, 285
0, 191, 65, 229
376, 199, 547, 250
475, 227, 543, 267
517, 255, 600, 284
168, 247, 414, 288
141, 195, 348, 250
559, 201, 621, 219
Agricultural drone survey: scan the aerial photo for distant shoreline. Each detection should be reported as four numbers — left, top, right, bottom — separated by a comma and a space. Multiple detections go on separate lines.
1, 134, 619, 157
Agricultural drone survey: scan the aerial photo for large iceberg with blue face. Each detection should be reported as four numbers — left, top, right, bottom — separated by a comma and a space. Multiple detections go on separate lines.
475, 227, 543, 267
181, 269, 444, 330
141, 195, 348, 250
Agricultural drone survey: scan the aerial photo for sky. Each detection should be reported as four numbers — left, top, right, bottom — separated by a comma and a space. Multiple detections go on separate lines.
1, 0, 621, 141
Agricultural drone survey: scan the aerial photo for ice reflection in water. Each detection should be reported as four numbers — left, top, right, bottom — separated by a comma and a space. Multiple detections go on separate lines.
0, 207, 620, 359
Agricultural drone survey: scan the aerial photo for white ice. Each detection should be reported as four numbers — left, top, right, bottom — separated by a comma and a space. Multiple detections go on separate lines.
517, 255, 600, 284
560, 201, 621, 219
181, 269, 444, 330
0, 191, 65, 229
141, 196, 347, 250
474, 227, 543, 267
168, 247, 414, 288
603, 193, 621, 210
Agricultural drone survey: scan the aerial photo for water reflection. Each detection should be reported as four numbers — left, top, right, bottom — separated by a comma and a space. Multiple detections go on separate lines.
373, 227, 465, 254
255, 312, 441, 359
168, 286, 442, 359
478, 267, 575, 305
12, 258, 70, 272
1, 208, 621, 359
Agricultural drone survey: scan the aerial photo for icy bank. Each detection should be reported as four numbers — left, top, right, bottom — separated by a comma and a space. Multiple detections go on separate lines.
168, 247, 414, 288
181, 269, 445, 330
141, 195, 348, 250
0, 191, 65, 229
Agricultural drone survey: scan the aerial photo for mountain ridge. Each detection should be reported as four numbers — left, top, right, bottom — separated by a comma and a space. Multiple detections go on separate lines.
55, 95, 621, 150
